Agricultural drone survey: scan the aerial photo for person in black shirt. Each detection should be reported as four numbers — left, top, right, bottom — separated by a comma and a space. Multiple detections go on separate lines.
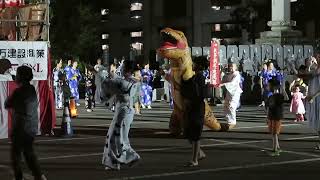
266, 78, 284, 156
181, 56, 207, 167
5, 66, 47, 180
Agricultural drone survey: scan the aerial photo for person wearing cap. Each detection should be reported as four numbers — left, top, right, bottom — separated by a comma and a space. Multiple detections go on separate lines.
219, 60, 243, 129
0, 58, 14, 81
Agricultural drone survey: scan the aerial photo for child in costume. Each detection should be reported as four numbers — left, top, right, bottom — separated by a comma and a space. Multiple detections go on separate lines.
290, 85, 306, 122
266, 78, 284, 156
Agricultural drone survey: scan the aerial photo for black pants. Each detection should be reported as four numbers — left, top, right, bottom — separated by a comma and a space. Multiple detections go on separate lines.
11, 133, 42, 180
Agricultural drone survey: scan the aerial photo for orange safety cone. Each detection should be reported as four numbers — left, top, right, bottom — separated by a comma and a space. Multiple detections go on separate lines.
61, 103, 73, 137
69, 97, 78, 118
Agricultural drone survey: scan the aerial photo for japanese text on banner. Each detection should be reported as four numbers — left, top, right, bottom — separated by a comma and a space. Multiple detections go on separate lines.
0, 41, 48, 81
209, 39, 221, 87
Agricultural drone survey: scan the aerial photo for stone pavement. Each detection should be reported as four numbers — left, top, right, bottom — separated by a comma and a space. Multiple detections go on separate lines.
0, 102, 319, 180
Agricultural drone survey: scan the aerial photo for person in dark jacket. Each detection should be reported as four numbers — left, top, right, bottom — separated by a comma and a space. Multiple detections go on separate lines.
181, 56, 207, 167
5, 66, 47, 180
265, 78, 284, 156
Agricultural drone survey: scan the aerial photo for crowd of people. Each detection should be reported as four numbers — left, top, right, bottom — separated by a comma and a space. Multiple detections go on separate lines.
52, 58, 170, 114
4, 51, 320, 179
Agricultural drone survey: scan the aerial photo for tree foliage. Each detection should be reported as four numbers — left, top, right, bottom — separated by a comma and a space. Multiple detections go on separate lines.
50, 0, 102, 64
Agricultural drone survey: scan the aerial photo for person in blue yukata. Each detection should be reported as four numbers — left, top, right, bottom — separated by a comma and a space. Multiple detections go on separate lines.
64, 59, 72, 75
67, 61, 82, 106
260, 61, 277, 107
141, 63, 153, 109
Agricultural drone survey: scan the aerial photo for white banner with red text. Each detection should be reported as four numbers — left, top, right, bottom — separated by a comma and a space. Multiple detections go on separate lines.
209, 38, 221, 87
0, 41, 48, 81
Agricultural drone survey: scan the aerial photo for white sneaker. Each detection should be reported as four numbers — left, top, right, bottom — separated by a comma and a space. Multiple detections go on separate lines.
141, 104, 146, 109
147, 105, 152, 109
86, 109, 92, 112
76, 103, 81, 106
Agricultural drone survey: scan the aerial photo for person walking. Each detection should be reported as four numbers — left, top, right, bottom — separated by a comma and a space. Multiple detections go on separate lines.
5, 66, 47, 180
266, 78, 284, 156
181, 57, 207, 167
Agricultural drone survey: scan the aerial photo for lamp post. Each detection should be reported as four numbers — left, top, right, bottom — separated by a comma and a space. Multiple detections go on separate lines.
101, 8, 110, 67
101, 33, 109, 67
129, 0, 143, 63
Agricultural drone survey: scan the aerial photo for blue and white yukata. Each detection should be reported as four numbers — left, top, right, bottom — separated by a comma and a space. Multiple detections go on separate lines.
261, 69, 277, 102
140, 69, 153, 106
66, 68, 82, 104
64, 65, 71, 75
53, 67, 64, 109
101, 75, 140, 170
276, 71, 288, 100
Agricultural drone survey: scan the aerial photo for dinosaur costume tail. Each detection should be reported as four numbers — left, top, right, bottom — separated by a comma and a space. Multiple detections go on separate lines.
204, 101, 221, 131
204, 101, 235, 132
169, 100, 233, 136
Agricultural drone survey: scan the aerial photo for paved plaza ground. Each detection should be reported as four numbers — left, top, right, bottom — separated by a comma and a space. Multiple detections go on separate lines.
1, 101, 320, 180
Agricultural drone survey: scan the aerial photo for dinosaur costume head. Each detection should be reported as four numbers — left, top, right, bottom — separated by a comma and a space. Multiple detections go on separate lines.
157, 28, 194, 80
157, 28, 189, 59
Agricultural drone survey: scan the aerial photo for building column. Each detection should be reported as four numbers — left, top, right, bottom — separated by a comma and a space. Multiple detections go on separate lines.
268, 0, 295, 31
143, 0, 151, 64
256, 0, 303, 44
192, 0, 202, 46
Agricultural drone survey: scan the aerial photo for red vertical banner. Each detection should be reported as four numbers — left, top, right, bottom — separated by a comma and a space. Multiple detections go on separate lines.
209, 38, 221, 87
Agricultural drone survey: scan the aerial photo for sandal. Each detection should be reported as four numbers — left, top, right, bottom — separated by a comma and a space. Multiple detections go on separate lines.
198, 155, 206, 161
184, 162, 199, 167
105, 166, 120, 171
269, 151, 280, 157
